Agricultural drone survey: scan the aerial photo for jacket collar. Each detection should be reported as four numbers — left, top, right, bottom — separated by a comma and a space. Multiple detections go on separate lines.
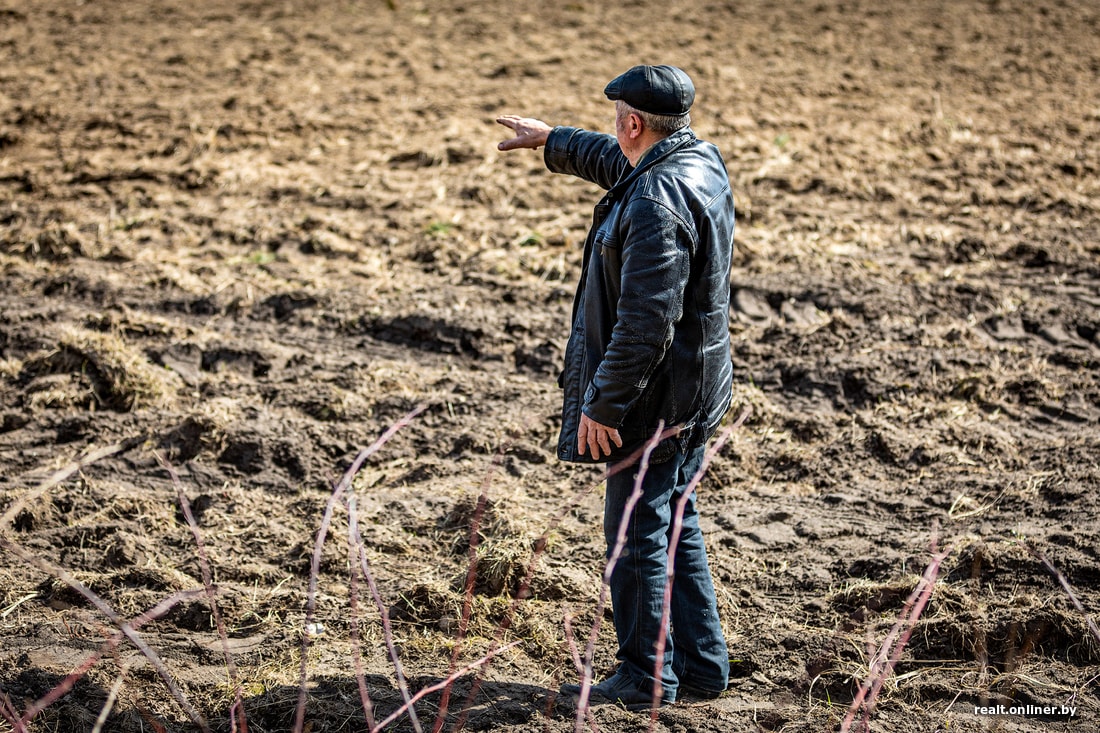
610, 128, 696, 196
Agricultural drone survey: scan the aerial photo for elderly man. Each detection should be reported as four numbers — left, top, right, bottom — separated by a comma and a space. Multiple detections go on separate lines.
497, 64, 734, 709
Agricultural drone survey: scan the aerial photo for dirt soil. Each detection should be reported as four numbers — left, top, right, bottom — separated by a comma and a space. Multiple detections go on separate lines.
2, 0, 1099, 731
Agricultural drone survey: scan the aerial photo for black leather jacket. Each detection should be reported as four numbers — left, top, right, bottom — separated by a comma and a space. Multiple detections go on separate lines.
544, 126, 734, 463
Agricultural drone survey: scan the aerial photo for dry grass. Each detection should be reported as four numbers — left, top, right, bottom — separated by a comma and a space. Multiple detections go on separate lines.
0, 358, 21, 381
827, 576, 926, 618
23, 327, 181, 411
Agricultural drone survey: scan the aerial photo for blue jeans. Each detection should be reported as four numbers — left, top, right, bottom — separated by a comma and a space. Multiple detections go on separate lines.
603, 442, 729, 698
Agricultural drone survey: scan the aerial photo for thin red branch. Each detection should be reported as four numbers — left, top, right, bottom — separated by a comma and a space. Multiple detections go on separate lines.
572, 425, 665, 733
435, 452, 500, 733
450, 425, 684, 733
561, 614, 600, 733
1, 690, 28, 733
840, 545, 950, 733
648, 407, 750, 725
158, 453, 248, 733
347, 498, 423, 732
292, 405, 424, 733
17, 588, 206, 726
1, 436, 143, 529
370, 641, 521, 732
1029, 546, 1100, 646
0, 534, 209, 731
345, 498, 379, 730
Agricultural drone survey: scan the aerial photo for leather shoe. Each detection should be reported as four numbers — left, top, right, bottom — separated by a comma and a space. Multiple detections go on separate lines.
677, 680, 725, 700
560, 671, 673, 711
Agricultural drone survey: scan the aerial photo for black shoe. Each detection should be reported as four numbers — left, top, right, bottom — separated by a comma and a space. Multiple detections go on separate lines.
560, 681, 582, 696
560, 672, 674, 711
677, 681, 725, 700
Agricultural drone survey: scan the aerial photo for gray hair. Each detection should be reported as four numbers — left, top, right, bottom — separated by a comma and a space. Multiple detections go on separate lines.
616, 100, 691, 136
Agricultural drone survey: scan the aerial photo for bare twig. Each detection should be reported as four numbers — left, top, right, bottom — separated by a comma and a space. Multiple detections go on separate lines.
159, 453, 248, 733
1029, 546, 1100, 647
346, 498, 379, 730
572, 425, 665, 733
1, 690, 28, 733
293, 405, 424, 733
1, 436, 143, 529
448, 424, 680, 733
370, 641, 522, 732
863, 556, 944, 716
434, 447, 503, 733
450, 425, 685, 733
1027, 545, 1100, 708
2, 530, 210, 726
90, 674, 126, 733
840, 545, 950, 733
561, 613, 600, 733
648, 407, 751, 723
0, 534, 210, 731
20, 593, 207, 726
21, 635, 116, 726
228, 697, 248, 733
563, 612, 585, 676
347, 497, 422, 732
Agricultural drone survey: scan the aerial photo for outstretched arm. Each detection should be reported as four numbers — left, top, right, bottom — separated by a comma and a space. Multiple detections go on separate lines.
496, 115, 552, 151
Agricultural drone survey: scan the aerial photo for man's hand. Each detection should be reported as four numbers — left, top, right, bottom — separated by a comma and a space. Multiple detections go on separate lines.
578, 413, 623, 461
496, 115, 552, 151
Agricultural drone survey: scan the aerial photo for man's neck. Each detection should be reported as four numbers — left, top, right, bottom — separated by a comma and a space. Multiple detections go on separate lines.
628, 132, 670, 167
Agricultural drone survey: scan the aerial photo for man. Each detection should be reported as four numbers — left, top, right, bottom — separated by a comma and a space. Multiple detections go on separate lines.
496, 64, 734, 709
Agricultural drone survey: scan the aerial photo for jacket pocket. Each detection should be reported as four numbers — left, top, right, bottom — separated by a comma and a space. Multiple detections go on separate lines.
595, 227, 620, 258
594, 229, 621, 303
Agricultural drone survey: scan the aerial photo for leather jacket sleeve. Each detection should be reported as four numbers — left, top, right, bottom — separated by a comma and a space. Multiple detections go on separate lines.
583, 196, 693, 428
544, 126, 631, 190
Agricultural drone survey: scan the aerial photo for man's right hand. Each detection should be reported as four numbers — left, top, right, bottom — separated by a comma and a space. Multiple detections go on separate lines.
496, 115, 552, 151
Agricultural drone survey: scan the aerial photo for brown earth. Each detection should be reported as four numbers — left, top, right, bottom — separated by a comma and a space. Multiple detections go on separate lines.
1, 0, 1099, 731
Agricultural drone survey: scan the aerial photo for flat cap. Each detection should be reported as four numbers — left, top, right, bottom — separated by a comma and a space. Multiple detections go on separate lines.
604, 65, 695, 116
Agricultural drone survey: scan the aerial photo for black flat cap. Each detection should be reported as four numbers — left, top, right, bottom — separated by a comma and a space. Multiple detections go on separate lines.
604, 65, 695, 116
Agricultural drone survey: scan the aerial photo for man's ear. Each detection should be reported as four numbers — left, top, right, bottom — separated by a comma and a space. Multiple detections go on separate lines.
628, 112, 644, 139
